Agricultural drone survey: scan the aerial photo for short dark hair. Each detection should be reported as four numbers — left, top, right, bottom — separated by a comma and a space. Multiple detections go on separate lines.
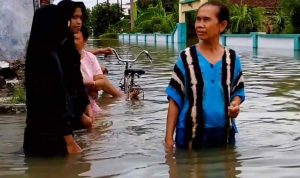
198, 1, 230, 24
81, 26, 89, 41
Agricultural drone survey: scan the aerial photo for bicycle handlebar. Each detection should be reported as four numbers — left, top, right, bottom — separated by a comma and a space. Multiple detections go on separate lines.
111, 48, 153, 64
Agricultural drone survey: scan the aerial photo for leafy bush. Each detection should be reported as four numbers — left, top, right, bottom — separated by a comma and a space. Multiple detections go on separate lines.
9, 84, 26, 104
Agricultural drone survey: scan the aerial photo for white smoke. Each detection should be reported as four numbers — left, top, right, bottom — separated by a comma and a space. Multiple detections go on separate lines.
0, 0, 34, 61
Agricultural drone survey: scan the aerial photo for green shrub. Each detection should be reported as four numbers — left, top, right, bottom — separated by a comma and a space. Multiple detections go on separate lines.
161, 22, 172, 33
9, 84, 26, 104
153, 24, 161, 32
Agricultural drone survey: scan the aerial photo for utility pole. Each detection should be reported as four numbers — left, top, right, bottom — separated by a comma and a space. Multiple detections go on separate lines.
130, 0, 134, 31
97, 0, 98, 5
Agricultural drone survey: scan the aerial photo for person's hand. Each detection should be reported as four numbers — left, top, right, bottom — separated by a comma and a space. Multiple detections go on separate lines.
88, 89, 99, 99
64, 135, 82, 154
67, 141, 82, 154
102, 47, 112, 55
129, 89, 140, 100
101, 66, 109, 75
228, 100, 240, 118
165, 137, 175, 152
81, 113, 93, 128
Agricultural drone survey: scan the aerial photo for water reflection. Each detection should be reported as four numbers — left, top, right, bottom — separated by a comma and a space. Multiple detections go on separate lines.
24, 156, 91, 178
166, 148, 241, 178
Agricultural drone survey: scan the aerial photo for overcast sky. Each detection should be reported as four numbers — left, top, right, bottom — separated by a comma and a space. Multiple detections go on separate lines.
53, 0, 130, 9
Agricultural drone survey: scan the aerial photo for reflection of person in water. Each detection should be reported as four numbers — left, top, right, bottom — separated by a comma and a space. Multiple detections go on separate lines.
165, 148, 241, 178
24, 156, 91, 177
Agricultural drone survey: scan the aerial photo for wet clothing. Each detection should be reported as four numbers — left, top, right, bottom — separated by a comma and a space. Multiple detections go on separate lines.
166, 45, 245, 148
58, 37, 90, 130
80, 50, 103, 115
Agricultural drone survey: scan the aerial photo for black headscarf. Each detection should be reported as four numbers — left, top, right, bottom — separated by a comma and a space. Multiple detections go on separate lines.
24, 5, 74, 157
26, 5, 69, 59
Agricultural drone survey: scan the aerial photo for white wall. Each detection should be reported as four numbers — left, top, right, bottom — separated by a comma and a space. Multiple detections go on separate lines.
258, 37, 294, 49
226, 36, 252, 47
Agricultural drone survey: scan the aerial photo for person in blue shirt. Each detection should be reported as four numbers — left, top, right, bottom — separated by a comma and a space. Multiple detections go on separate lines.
165, 1, 245, 150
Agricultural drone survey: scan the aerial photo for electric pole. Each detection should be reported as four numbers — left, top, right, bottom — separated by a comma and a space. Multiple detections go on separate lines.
130, 0, 134, 31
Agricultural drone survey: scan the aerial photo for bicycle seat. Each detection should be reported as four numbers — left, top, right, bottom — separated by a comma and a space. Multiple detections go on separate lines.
125, 68, 145, 75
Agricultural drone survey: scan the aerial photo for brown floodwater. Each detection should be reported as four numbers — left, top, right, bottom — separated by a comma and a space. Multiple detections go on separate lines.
0, 41, 299, 178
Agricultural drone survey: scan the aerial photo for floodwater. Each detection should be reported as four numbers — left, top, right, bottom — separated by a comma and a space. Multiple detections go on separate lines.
0, 41, 299, 178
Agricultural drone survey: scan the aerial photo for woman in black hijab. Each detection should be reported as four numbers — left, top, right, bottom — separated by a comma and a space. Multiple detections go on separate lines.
24, 4, 89, 156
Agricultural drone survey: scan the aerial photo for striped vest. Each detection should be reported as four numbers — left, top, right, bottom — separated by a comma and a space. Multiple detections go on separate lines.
176, 45, 241, 148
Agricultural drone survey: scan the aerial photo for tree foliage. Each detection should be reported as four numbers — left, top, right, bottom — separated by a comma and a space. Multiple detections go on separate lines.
89, 3, 124, 36
137, 0, 178, 13
276, 0, 300, 33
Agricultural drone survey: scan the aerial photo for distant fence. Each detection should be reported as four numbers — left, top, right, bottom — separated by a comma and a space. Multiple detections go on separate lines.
118, 23, 187, 52
221, 33, 300, 50
119, 24, 300, 51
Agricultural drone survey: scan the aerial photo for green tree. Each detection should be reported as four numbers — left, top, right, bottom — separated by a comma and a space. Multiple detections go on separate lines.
137, 0, 178, 13
90, 3, 124, 36
279, 0, 300, 33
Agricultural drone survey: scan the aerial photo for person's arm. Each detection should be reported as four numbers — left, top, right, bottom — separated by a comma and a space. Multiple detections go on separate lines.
229, 54, 245, 118
85, 74, 123, 98
87, 47, 112, 55
165, 99, 179, 151
164, 56, 186, 151
64, 135, 82, 154
80, 104, 94, 129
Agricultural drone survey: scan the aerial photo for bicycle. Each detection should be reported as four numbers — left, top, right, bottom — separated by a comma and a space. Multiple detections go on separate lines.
109, 47, 153, 100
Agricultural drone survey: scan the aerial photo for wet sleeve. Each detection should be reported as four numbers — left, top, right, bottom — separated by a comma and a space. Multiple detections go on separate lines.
231, 54, 245, 103
166, 56, 186, 109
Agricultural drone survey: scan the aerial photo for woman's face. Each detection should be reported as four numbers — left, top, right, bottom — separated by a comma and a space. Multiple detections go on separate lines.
194, 5, 227, 41
74, 31, 85, 51
70, 7, 83, 33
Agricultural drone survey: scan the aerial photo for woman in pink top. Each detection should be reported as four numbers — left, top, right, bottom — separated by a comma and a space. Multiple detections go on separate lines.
80, 49, 103, 114
74, 27, 123, 117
